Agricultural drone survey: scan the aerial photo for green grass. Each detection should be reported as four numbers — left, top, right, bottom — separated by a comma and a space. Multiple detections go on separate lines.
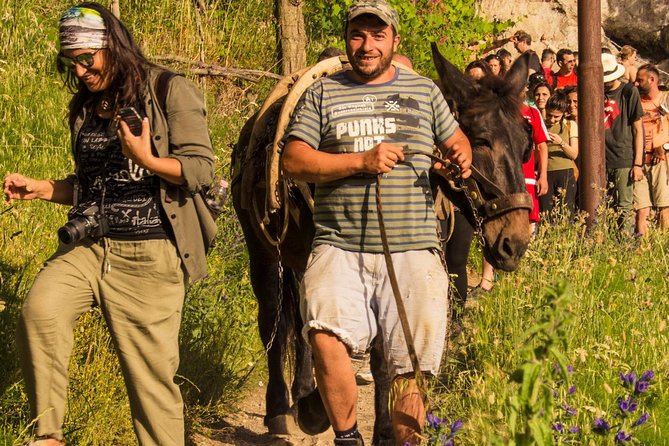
429, 209, 669, 445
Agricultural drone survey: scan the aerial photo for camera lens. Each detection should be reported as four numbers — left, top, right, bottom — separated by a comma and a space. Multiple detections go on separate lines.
57, 218, 91, 245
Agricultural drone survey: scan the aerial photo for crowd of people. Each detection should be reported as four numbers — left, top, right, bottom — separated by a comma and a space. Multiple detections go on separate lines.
459, 30, 669, 296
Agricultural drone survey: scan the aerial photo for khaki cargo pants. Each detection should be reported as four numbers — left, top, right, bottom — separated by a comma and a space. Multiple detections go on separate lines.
17, 238, 185, 445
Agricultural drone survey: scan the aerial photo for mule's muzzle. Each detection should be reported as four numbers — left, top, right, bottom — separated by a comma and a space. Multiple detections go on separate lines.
482, 210, 531, 272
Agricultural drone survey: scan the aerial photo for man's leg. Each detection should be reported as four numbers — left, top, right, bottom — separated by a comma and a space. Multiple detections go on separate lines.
648, 162, 669, 230
635, 207, 651, 235
377, 250, 449, 446
659, 207, 669, 230
633, 167, 652, 235
609, 168, 635, 233
300, 245, 376, 443
310, 331, 358, 432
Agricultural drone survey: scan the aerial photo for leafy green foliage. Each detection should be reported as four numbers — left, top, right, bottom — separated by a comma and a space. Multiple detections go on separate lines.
304, 0, 513, 75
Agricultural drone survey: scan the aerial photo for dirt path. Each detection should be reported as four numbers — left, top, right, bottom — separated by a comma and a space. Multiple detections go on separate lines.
192, 270, 481, 446
192, 372, 376, 446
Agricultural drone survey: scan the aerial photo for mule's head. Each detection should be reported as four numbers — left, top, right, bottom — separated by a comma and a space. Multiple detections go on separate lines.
432, 44, 532, 271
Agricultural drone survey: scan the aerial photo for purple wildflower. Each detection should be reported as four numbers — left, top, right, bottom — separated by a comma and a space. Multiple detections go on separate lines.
569, 425, 580, 433
552, 422, 565, 432
449, 419, 463, 434
618, 396, 638, 414
615, 430, 632, 443
562, 403, 577, 416
426, 413, 441, 428
632, 412, 649, 428
639, 370, 655, 382
444, 441, 454, 446
593, 418, 611, 433
568, 385, 577, 395
620, 371, 637, 387
634, 380, 650, 394
567, 365, 574, 373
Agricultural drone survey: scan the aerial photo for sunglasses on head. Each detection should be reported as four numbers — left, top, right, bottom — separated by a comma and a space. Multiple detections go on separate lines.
58, 49, 100, 69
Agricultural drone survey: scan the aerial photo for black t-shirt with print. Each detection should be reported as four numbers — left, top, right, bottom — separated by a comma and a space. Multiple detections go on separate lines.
76, 111, 168, 239
604, 82, 645, 169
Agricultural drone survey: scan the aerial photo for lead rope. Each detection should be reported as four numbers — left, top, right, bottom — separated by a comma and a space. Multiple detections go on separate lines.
375, 173, 426, 398
374, 150, 480, 404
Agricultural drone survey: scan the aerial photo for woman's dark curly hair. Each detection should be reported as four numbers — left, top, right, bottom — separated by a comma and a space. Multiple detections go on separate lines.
56, 2, 156, 128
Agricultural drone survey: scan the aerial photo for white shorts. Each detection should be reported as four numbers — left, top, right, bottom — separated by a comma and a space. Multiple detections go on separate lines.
300, 244, 449, 377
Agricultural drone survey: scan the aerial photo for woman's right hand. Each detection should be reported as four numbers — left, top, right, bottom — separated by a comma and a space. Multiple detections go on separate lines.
4, 173, 40, 203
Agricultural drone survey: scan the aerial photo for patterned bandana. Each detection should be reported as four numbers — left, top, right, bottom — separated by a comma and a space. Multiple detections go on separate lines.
59, 6, 108, 50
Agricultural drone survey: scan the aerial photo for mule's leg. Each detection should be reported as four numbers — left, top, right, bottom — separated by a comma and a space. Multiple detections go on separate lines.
370, 336, 394, 445
285, 272, 315, 403
233, 204, 290, 426
253, 257, 290, 426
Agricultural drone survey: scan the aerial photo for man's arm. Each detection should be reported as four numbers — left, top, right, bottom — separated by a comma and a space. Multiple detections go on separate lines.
282, 137, 405, 183
631, 118, 644, 181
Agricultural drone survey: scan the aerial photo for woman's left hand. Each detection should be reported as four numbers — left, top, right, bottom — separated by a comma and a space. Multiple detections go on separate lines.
118, 118, 155, 170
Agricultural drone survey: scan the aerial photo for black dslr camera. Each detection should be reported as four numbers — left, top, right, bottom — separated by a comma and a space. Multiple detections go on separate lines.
57, 202, 109, 245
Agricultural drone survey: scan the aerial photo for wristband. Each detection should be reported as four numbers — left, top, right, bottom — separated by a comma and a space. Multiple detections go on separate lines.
633, 164, 643, 168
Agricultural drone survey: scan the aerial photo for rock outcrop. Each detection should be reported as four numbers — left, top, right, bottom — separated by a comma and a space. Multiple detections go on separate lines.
475, 0, 669, 79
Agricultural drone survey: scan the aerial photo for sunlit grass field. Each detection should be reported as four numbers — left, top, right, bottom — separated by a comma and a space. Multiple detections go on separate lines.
2, 1, 668, 445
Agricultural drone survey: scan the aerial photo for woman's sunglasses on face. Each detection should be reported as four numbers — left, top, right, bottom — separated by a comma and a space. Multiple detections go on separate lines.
58, 49, 100, 70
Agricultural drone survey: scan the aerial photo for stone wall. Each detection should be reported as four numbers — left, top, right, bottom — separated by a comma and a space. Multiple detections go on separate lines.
475, 0, 669, 79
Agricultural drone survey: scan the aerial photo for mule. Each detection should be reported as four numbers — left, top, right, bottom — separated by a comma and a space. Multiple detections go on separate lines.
231, 46, 533, 444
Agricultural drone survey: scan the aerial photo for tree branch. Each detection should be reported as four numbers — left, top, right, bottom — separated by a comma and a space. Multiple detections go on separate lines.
152, 55, 283, 81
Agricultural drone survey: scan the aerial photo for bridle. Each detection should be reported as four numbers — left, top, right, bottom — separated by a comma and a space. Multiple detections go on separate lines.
404, 149, 533, 241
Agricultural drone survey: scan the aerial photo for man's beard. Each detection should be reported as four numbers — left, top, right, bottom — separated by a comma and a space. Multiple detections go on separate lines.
349, 51, 393, 80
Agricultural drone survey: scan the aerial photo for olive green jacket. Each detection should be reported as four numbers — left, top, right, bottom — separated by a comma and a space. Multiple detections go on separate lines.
70, 68, 216, 282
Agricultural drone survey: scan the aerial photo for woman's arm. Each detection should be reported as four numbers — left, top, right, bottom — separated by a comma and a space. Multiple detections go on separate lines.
4, 174, 74, 205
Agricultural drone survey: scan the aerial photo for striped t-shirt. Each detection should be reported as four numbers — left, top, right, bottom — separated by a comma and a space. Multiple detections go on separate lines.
285, 67, 458, 253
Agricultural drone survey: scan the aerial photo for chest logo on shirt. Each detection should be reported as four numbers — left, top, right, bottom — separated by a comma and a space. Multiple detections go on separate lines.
604, 98, 620, 129
332, 95, 377, 117
336, 117, 397, 152
385, 100, 400, 112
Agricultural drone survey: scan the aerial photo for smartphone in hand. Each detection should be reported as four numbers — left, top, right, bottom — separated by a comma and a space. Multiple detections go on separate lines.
116, 107, 143, 136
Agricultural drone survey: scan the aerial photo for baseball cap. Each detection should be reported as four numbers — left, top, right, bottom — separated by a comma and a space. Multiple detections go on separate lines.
346, 0, 399, 33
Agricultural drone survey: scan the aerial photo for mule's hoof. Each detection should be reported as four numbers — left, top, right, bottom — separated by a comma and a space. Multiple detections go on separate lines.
266, 413, 300, 436
296, 388, 331, 435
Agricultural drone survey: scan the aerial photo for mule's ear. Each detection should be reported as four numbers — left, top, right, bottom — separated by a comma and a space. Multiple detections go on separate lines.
505, 52, 530, 98
431, 42, 476, 104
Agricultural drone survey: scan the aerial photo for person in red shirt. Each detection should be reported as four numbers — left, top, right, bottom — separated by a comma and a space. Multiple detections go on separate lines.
541, 48, 556, 86
553, 48, 578, 89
